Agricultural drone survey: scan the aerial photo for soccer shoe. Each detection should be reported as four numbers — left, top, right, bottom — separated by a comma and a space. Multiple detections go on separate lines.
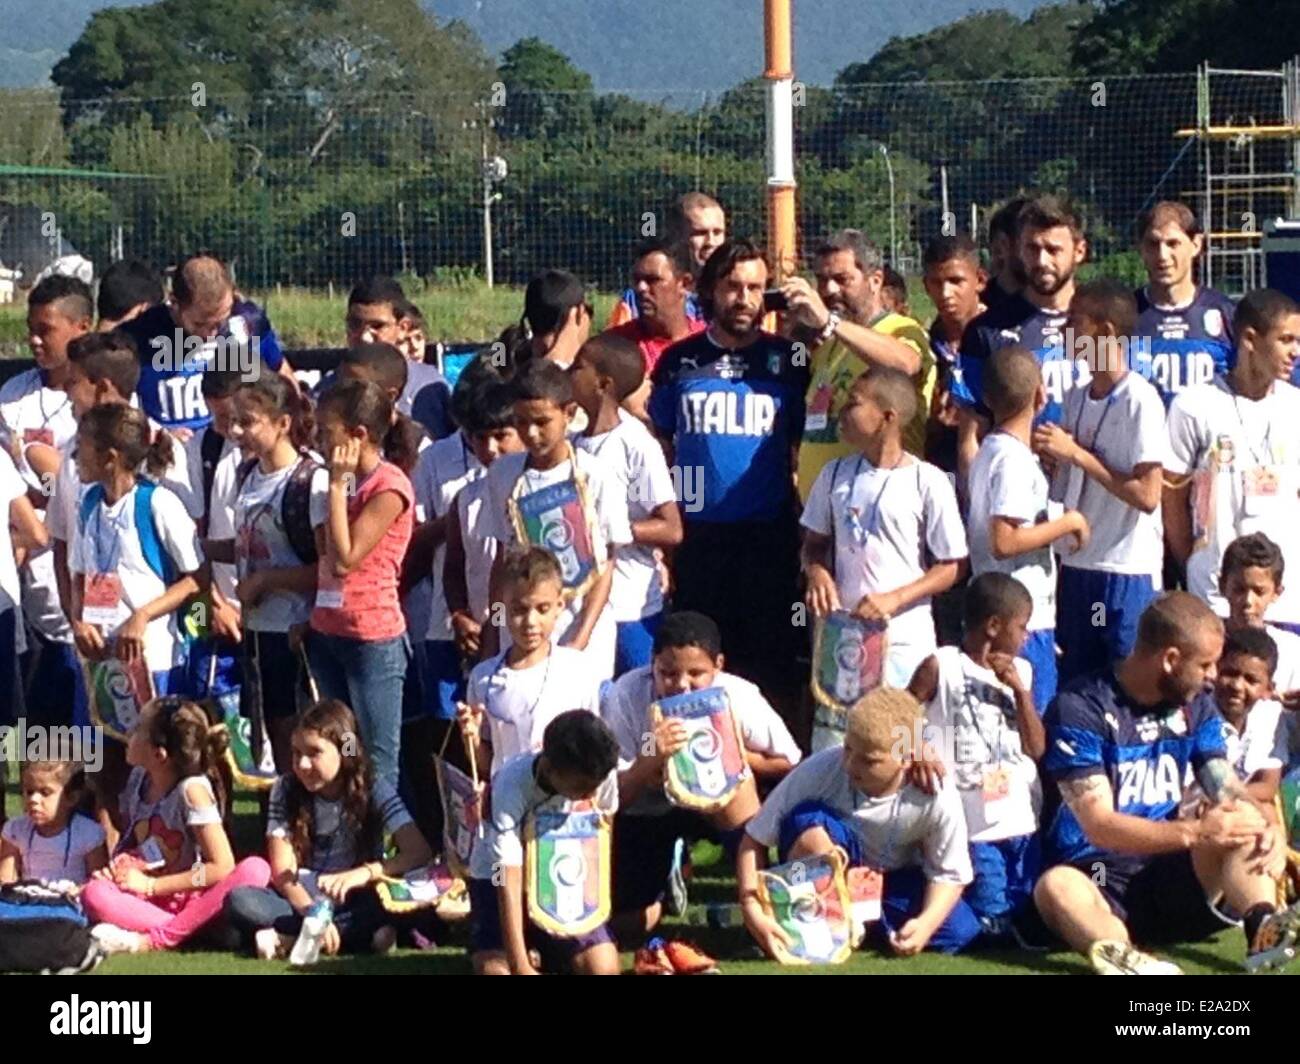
666, 838, 690, 917
90, 923, 150, 955
1088, 939, 1183, 975
664, 939, 721, 975
1245, 902, 1300, 973
371, 925, 398, 954
254, 929, 295, 960
634, 938, 675, 975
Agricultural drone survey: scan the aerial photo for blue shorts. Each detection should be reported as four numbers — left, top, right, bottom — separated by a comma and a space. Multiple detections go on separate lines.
0, 608, 19, 727
467, 876, 613, 966
1057, 568, 1156, 685
966, 834, 1040, 922
777, 800, 982, 955
614, 613, 664, 678
1021, 629, 1057, 716
419, 639, 464, 721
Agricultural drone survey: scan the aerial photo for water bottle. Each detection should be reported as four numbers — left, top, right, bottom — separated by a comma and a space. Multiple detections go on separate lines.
289, 898, 334, 966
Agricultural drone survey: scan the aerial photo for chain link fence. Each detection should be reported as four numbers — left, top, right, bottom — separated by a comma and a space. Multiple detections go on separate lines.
2, 72, 1292, 299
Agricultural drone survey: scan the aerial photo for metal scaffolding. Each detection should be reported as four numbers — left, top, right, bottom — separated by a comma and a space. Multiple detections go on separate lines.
1176, 59, 1300, 295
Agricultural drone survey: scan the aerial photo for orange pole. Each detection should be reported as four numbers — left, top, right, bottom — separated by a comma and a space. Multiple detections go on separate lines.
764, 0, 797, 281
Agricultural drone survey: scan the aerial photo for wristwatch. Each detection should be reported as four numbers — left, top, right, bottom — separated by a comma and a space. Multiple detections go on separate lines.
817, 312, 841, 345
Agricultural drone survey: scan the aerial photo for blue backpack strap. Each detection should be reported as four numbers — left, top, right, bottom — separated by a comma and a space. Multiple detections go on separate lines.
132, 479, 176, 584
77, 483, 105, 534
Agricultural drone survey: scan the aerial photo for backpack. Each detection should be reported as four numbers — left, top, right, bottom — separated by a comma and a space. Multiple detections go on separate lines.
78, 477, 176, 584
199, 425, 227, 522
236, 454, 320, 565
0, 881, 101, 974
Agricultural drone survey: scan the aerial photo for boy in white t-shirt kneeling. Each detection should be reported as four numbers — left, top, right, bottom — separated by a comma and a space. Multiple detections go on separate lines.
908, 572, 1044, 940
738, 688, 980, 958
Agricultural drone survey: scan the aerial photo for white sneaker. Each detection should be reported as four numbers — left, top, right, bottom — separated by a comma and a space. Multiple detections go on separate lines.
254, 928, 294, 960
90, 923, 149, 955
1089, 939, 1183, 975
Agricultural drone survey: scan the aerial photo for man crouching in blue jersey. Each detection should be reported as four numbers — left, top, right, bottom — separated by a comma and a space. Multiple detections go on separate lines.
1034, 591, 1300, 974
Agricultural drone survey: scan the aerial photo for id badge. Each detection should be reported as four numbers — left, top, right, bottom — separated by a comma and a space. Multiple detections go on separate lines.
1242, 466, 1280, 518
84, 572, 126, 627
982, 765, 1012, 819
847, 866, 883, 925
315, 582, 344, 609
138, 837, 167, 870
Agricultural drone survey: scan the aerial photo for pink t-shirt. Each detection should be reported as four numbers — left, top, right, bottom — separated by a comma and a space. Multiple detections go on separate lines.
310, 460, 414, 641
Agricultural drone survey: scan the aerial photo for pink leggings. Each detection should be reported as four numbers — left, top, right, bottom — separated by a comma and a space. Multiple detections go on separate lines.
83, 857, 271, 950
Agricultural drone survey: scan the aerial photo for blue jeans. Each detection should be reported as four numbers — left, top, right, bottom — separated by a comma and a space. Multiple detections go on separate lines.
20, 630, 88, 728
614, 613, 664, 678
224, 885, 387, 952
306, 630, 409, 783
0, 609, 19, 726
420, 639, 465, 721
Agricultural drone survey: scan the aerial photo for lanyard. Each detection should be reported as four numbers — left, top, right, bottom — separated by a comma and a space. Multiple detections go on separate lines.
90, 492, 130, 573
846, 455, 905, 545
36, 386, 70, 431
1070, 385, 1121, 515
486, 651, 554, 741
1231, 393, 1276, 467
28, 817, 75, 873
958, 665, 1010, 765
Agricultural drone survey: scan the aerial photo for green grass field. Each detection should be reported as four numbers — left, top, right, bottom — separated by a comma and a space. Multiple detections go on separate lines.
1, 785, 1274, 976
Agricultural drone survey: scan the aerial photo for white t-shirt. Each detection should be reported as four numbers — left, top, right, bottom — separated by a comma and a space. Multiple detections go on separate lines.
68, 481, 204, 675
471, 751, 619, 880
0, 450, 27, 654
234, 459, 329, 632
1267, 624, 1300, 695
801, 453, 967, 650
1054, 373, 1166, 576
572, 411, 677, 621
412, 432, 481, 642
485, 448, 633, 678
922, 646, 1040, 842
182, 430, 241, 602
0, 812, 105, 885
1166, 377, 1300, 622
450, 475, 497, 626
266, 774, 412, 873
0, 369, 78, 645
0, 368, 77, 458
116, 768, 221, 873
466, 645, 605, 778
746, 748, 973, 884
1224, 699, 1287, 780
601, 666, 803, 816
967, 431, 1056, 632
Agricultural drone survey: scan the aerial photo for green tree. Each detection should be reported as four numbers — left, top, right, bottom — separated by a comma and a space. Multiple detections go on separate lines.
497, 37, 595, 147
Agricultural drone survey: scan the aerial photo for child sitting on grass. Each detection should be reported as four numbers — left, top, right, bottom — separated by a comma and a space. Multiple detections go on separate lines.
738, 687, 979, 959
82, 697, 271, 953
908, 572, 1044, 941
224, 699, 432, 958
0, 760, 107, 887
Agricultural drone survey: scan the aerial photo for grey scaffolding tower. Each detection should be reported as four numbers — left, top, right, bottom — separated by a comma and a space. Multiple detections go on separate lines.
1176, 60, 1300, 296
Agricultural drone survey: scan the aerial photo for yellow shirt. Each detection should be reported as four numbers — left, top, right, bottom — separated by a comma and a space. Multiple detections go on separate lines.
796, 312, 935, 503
